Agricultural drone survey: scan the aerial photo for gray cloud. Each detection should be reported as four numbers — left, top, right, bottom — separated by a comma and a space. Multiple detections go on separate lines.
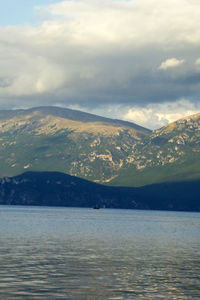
0, 0, 200, 127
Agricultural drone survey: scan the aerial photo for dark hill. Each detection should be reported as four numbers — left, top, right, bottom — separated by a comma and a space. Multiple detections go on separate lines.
0, 172, 199, 212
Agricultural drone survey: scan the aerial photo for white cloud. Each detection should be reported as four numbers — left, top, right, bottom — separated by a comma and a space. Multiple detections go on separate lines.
159, 58, 185, 70
123, 99, 200, 129
46, 0, 200, 46
0, 0, 200, 109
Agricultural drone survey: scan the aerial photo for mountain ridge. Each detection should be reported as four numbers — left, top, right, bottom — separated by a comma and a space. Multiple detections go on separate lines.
0, 106, 151, 133
0, 106, 150, 182
110, 111, 200, 186
0, 106, 199, 186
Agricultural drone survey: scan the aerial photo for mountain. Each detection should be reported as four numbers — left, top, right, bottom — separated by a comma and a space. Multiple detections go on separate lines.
0, 106, 199, 187
0, 106, 150, 183
111, 112, 200, 186
0, 172, 199, 211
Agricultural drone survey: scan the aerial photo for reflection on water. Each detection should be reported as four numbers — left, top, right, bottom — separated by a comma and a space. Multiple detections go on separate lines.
0, 206, 199, 299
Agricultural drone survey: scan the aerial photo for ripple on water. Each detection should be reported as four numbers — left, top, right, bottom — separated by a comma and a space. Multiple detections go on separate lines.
0, 206, 199, 299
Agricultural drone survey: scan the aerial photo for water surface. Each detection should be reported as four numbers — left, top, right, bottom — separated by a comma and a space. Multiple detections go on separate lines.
0, 206, 199, 299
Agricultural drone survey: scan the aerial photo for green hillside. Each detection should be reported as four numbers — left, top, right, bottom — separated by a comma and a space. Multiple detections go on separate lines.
0, 106, 199, 187
0, 106, 150, 183
110, 113, 200, 186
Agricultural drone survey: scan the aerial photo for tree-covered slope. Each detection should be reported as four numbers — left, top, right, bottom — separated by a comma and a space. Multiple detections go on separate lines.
0, 172, 199, 212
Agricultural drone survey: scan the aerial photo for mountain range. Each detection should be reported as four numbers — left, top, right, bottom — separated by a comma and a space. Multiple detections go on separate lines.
0, 106, 199, 187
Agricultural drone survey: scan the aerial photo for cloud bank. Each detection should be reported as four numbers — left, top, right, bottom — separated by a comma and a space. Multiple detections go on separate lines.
123, 99, 200, 129
0, 0, 200, 128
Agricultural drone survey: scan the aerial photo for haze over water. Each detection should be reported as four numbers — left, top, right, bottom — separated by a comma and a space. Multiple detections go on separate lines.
0, 206, 199, 299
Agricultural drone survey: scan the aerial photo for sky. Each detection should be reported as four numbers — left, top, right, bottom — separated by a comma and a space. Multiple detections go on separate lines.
0, 0, 200, 129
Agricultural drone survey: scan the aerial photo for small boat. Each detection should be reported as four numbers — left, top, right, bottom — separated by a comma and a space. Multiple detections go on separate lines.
93, 205, 100, 209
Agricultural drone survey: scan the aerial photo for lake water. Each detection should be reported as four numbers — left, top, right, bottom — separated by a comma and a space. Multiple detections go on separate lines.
0, 206, 199, 299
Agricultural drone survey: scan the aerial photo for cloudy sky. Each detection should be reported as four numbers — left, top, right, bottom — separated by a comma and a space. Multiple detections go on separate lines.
0, 0, 200, 129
